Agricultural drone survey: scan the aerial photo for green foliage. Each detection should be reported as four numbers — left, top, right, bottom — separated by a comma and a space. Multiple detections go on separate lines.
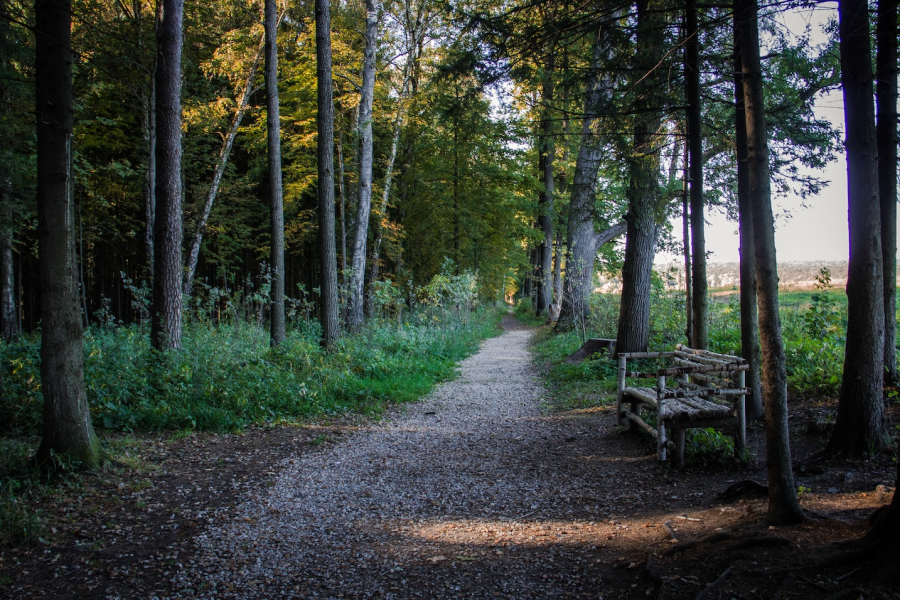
0, 440, 46, 546
532, 282, 872, 413
684, 427, 736, 465
0, 308, 502, 436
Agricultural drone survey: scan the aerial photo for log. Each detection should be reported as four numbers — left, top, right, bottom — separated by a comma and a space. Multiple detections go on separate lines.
676, 344, 747, 364
566, 337, 616, 363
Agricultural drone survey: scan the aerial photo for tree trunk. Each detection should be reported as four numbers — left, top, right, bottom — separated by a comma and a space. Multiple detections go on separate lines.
828, 0, 886, 456
682, 146, 692, 344
367, 64, 413, 316
151, 0, 184, 351
265, 0, 285, 345
553, 222, 563, 310
537, 56, 555, 318
0, 191, 18, 341
733, 17, 764, 421
338, 131, 347, 284
34, 0, 100, 468
184, 34, 266, 297
347, 0, 377, 333
316, 0, 340, 347
615, 0, 662, 355
557, 17, 626, 330
737, 0, 803, 524
876, 0, 897, 383
144, 68, 156, 277
685, 0, 708, 350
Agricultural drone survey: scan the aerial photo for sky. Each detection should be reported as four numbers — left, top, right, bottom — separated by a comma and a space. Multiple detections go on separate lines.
659, 3, 898, 265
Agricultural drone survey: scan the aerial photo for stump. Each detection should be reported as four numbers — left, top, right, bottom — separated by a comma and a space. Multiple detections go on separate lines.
566, 338, 616, 363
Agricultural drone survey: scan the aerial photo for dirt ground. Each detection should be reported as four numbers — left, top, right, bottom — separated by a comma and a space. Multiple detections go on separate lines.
1, 319, 898, 599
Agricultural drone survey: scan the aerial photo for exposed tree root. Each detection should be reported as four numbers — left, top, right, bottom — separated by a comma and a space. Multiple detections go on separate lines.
695, 563, 734, 600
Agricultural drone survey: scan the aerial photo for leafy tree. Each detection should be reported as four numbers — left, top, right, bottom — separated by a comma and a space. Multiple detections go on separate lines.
151, 0, 185, 350
736, 0, 802, 524
34, 0, 100, 468
827, 0, 885, 457
265, 0, 286, 345
316, 0, 340, 345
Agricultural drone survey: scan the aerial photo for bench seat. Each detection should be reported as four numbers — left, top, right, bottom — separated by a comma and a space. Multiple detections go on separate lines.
616, 344, 748, 467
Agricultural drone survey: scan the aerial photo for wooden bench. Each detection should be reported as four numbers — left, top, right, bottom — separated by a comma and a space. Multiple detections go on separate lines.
616, 344, 748, 468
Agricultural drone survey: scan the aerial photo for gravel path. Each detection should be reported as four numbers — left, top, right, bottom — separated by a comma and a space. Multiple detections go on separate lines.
181, 318, 705, 599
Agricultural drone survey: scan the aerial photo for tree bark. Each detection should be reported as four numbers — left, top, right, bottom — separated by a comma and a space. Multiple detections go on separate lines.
733, 17, 764, 421
151, 0, 184, 351
876, 0, 897, 383
536, 55, 555, 318
367, 61, 414, 316
828, 0, 886, 456
347, 0, 378, 333
144, 67, 156, 277
557, 16, 627, 330
184, 34, 266, 297
338, 131, 347, 284
265, 0, 285, 346
682, 142, 692, 344
615, 0, 662, 355
737, 0, 803, 524
316, 0, 340, 347
34, 0, 100, 468
685, 0, 708, 350
0, 191, 18, 341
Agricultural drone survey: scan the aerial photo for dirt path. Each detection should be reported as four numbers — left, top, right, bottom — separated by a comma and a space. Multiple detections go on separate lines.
5, 318, 895, 599
175, 317, 741, 598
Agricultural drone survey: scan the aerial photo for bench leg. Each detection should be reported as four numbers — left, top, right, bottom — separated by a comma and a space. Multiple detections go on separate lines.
673, 429, 685, 469
657, 418, 667, 461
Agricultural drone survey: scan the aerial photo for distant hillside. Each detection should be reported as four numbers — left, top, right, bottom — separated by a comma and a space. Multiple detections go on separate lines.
596, 261, 899, 293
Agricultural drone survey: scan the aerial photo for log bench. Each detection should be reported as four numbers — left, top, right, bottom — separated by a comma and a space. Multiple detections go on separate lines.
616, 344, 748, 468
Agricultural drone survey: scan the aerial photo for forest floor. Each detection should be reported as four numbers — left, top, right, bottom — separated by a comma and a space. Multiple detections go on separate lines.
2, 315, 898, 599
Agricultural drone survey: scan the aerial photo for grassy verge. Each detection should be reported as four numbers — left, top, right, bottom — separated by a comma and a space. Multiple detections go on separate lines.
1, 307, 503, 436
0, 307, 503, 547
521, 284, 868, 412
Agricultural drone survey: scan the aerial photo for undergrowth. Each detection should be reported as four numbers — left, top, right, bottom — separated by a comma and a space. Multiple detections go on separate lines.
0, 309, 502, 437
521, 271, 896, 463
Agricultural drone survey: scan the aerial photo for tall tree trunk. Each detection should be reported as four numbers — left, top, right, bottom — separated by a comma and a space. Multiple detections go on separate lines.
733, 17, 764, 421
557, 19, 627, 330
151, 0, 184, 351
537, 56, 555, 318
367, 64, 413, 316
828, 0, 885, 456
685, 0, 708, 349
316, 0, 340, 347
265, 0, 286, 346
338, 131, 347, 284
347, 0, 377, 333
682, 151, 692, 344
184, 34, 266, 297
0, 190, 18, 341
877, 0, 897, 383
615, 0, 662, 355
737, 0, 803, 524
553, 222, 563, 310
34, 0, 100, 468
144, 70, 156, 276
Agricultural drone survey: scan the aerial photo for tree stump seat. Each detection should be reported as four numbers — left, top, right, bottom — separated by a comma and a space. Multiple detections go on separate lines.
616, 344, 748, 468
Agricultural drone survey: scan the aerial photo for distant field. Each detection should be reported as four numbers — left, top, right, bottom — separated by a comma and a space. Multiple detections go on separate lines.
597, 260, 899, 294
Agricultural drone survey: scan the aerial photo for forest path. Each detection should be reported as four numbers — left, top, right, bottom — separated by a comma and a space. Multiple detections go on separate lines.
183, 316, 728, 599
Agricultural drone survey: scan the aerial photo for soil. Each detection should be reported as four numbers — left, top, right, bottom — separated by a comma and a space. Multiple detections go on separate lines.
1, 315, 898, 599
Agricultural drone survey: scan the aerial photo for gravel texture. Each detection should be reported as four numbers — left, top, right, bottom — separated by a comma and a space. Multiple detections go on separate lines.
184, 319, 630, 598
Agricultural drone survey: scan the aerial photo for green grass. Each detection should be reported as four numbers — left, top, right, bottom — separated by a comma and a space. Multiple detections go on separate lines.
526, 286, 897, 412
0, 307, 503, 437
0, 307, 503, 548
